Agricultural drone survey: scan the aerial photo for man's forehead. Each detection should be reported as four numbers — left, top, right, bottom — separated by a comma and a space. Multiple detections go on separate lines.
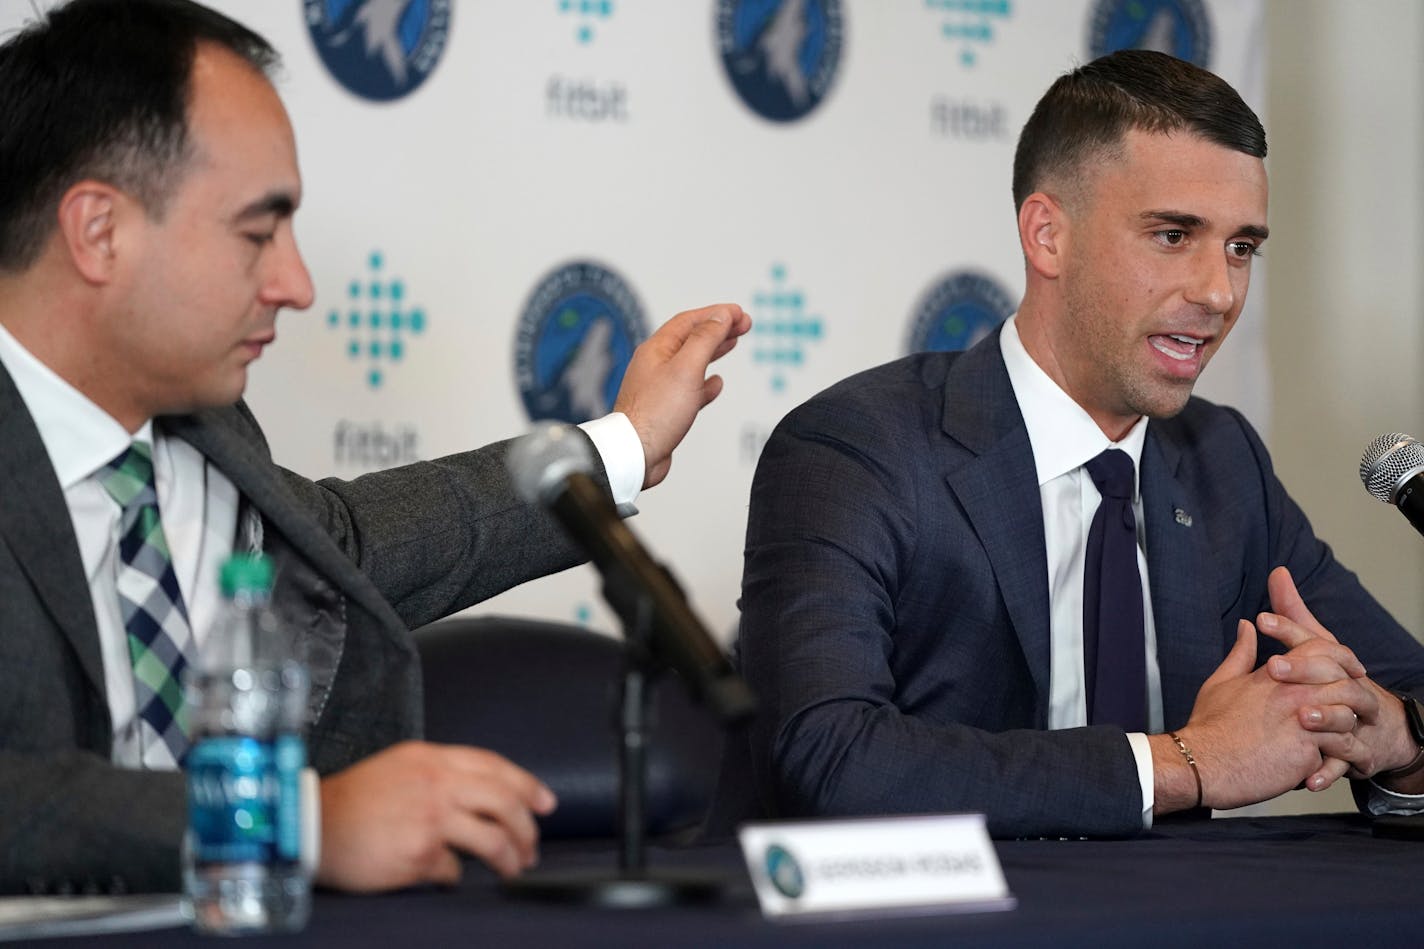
1092, 129, 1267, 205
184, 42, 301, 191
187, 42, 291, 134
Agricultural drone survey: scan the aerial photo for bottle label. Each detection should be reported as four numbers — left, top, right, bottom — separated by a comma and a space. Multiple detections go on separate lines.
275, 734, 305, 862
187, 735, 303, 865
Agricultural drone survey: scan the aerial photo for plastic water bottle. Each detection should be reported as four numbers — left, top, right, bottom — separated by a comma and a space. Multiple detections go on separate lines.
183, 553, 310, 934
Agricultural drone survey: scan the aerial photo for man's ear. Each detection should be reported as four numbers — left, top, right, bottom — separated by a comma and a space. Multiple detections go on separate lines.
1017, 192, 1066, 280
55, 181, 126, 285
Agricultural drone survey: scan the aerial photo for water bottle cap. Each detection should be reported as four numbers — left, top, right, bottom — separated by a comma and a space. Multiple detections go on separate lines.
220, 553, 274, 598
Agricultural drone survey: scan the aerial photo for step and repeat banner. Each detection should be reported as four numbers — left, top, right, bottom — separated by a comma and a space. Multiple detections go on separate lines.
5, 0, 1267, 640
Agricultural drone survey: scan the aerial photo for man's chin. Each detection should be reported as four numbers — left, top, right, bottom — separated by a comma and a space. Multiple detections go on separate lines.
1136, 385, 1196, 420
174, 376, 249, 415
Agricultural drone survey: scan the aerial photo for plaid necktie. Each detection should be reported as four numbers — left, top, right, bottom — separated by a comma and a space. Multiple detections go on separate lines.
97, 441, 193, 768
1081, 448, 1147, 732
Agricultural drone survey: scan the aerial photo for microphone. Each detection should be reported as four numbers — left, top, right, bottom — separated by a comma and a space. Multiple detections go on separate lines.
1359, 432, 1424, 537
506, 422, 756, 725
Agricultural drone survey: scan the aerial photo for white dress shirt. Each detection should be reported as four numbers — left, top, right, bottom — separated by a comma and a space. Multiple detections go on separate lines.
0, 322, 645, 769
999, 314, 1161, 825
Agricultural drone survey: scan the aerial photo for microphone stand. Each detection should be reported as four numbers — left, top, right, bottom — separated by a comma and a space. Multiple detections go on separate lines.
503, 573, 735, 907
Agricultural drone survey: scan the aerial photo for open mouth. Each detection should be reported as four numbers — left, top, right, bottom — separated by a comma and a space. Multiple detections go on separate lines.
1149, 333, 1205, 362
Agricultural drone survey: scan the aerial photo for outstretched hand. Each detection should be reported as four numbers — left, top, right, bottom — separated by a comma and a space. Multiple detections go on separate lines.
613, 303, 752, 489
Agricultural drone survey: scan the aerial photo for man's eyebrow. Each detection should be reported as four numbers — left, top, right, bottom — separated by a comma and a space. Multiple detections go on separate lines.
233, 191, 297, 222
1139, 210, 1206, 229
1139, 210, 1269, 241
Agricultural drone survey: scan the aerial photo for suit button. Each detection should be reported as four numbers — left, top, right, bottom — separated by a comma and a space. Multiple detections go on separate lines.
109, 875, 128, 895
55, 880, 75, 896
26, 878, 47, 895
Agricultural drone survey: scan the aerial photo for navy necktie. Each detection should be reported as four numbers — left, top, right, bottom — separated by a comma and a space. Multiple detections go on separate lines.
1082, 449, 1147, 732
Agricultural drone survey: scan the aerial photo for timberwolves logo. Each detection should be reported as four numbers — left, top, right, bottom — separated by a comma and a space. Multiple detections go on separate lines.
906, 270, 1014, 354
514, 261, 648, 424
764, 844, 805, 899
1088, 0, 1212, 68
305, 0, 452, 102
717, 0, 844, 123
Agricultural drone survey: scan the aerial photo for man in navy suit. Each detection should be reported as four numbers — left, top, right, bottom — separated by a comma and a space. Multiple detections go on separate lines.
737, 50, 1424, 836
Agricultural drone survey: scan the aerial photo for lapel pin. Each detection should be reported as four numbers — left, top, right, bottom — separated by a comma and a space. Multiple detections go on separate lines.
1174, 508, 1193, 527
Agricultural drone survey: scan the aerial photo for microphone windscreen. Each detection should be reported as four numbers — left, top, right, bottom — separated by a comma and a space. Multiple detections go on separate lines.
1359, 432, 1424, 504
506, 421, 595, 504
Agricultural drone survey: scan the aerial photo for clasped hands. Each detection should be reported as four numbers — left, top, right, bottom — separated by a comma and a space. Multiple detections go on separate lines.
1167, 566, 1419, 812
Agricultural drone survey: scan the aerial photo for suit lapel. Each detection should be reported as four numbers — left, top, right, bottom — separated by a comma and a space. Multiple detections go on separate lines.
160, 409, 399, 631
939, 335, 1053, 723
0, 361, 107, 699
0, 355, 404, 738
1141, 423, 1221, 729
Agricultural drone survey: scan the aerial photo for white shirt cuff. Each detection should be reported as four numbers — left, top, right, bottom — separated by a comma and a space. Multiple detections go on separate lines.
578, 412, 644, 514
1126, 732, 1155, 829
1364, 777, 1424, 816
302, 767, 321, 876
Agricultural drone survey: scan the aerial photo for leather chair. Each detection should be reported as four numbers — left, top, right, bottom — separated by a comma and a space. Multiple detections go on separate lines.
413, 615, 724, 839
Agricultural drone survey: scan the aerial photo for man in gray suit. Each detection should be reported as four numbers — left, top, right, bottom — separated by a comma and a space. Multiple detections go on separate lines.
0, 0, 750, 894
737, 50, 1424, 836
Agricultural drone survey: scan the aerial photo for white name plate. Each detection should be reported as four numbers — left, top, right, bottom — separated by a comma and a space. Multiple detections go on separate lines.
738, 813, 1015, 921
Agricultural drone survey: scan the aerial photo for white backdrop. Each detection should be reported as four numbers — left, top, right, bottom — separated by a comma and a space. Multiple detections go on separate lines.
2, 0, 1267, 640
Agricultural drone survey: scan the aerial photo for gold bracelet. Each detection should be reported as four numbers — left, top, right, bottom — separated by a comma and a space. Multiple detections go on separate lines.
1168, 731, 1203, 809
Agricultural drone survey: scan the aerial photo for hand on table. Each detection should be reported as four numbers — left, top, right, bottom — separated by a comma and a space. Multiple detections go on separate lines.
317, 740, 556, 892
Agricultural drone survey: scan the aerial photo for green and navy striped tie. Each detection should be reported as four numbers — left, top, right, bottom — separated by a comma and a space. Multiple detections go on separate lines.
97, 441, 193, 768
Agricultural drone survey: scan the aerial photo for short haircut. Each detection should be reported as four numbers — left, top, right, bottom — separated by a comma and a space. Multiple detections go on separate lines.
1012, 49, 1267, 211
0, 0, 278, 271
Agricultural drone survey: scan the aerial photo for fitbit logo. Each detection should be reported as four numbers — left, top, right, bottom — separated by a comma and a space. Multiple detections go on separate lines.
925, 0, 1013, 68
750, 263, 824, 394
325, 250, 428, 391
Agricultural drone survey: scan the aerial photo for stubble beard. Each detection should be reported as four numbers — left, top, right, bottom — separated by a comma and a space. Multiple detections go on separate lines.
1061, 282, 1199, 425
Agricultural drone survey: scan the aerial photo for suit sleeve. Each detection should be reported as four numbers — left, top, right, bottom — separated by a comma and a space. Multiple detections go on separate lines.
271, 433, 609, 631
738, 389, 1144, 839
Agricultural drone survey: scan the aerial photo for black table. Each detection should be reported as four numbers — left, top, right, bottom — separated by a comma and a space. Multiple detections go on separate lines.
54, 814, 1424, 947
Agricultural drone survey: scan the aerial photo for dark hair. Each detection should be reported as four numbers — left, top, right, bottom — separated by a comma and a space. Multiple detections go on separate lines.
1012, 49, 1266, 211
0, 0, 278, 271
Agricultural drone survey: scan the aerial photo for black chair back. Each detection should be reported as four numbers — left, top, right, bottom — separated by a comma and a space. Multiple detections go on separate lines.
414, 615, 724, 839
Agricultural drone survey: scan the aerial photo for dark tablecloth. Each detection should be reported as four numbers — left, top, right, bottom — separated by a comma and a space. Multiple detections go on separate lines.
46, 814, 1424, 948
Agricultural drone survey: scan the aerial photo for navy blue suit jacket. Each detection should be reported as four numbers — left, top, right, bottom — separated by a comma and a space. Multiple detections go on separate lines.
737, 330, 1424, 838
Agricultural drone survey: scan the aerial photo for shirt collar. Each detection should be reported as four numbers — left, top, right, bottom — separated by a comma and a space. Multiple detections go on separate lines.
0, 321, 150, 489
999, 313, 1148, 492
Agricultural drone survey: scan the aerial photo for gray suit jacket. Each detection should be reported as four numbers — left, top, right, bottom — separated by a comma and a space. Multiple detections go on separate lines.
737, 330, 1424, 838
0, 360, 597, 893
